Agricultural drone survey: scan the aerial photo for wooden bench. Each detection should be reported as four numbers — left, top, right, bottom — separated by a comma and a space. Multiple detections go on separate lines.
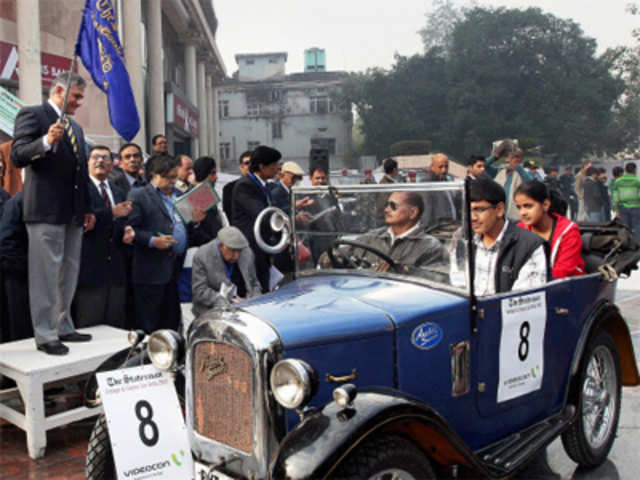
0, 325, 129, 459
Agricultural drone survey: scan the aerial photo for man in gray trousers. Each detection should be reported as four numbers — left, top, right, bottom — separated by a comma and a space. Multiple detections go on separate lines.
11, 72, 95, 355
191, 226, 262, 317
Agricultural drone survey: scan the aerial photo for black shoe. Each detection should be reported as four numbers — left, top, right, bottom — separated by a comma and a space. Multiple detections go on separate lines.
37, 341, 69, 355
59, 332, 92, 342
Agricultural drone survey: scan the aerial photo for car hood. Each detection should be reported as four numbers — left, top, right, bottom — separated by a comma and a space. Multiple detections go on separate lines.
241, 275, 468, 347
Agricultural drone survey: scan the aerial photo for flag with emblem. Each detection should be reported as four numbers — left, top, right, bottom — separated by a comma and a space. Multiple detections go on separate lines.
74, 0, 140, 141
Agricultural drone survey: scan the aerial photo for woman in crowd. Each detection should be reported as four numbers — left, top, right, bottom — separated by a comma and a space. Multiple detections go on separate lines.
514, 180, 585, 278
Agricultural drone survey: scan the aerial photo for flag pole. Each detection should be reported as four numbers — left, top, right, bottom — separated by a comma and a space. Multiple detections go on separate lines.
53, 54, 78, 153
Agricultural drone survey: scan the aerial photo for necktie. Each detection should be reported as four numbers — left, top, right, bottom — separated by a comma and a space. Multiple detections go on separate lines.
62, 117, 79, 157
100, 182, 111, 208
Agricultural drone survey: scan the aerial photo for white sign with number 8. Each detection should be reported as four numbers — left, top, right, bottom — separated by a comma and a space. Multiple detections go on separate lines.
96, 364, 193, 480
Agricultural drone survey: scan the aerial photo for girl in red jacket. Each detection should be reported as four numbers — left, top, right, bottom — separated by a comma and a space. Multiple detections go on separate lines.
514, 180, 585, 278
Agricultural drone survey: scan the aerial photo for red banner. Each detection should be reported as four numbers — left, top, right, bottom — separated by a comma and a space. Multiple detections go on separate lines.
0, 40, 76, 87
168, 92, 199, 137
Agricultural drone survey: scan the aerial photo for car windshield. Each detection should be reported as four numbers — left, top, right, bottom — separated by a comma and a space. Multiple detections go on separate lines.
291, 181, 469, 292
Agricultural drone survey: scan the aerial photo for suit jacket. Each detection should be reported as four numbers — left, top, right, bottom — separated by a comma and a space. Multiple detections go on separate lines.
268, 181, 290, 214
108, 165, 146, 196
127, 183, 182, 285
11, 102, 91, 225
232, 175, 271, 250
422, 172, 461, 227
77, 180, 128, 287
0, 191, 28, 278
191, 240, 261, 317
223, 178, 239, 223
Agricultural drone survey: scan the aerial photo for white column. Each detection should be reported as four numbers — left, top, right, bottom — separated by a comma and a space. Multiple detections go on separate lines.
184, 42, 197, 104
145, 0, 165, 140
122, 0, 146, 146
206, 73, 217, 161
17, 0, 42, 105
197, 60, 208, 155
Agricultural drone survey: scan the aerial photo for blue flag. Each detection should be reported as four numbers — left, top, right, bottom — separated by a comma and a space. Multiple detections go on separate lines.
74, 0, 140, 141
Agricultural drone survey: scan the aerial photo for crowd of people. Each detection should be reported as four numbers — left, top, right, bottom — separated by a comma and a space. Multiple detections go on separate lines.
0, 71, 639, 357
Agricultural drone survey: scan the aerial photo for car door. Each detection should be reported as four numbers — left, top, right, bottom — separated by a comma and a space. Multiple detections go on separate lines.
472, 280, 575, 443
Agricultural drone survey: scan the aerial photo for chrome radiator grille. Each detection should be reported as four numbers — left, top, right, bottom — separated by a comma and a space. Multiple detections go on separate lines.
193, 341, 254, 453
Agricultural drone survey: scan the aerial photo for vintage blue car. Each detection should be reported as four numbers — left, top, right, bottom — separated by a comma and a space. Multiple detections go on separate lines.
86, 181, 640, 480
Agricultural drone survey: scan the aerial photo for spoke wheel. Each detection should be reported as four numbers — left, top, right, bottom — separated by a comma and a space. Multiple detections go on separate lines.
561, 330, 621, 468
331, 434, 435, 480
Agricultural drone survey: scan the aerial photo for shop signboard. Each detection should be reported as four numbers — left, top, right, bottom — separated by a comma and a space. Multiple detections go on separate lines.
167, 92, 199, 137
0, 40, 76, 87
0, 85, 24, 136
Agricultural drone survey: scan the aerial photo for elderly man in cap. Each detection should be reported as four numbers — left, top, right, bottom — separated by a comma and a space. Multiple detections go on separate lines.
232, 145, 281, 292
268, 161, 304, 215
191, 226, 261, 317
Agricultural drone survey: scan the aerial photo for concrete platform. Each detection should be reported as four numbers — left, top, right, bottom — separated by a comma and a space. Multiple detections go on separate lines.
0, 325, 129, 459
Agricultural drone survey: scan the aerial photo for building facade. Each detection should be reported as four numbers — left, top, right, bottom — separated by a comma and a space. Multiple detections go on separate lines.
0, 0, 225, 158
216, 50, 352, 173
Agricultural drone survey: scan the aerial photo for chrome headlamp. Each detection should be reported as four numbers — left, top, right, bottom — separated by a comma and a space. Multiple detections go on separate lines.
270, 359, 315, 409
147, 329, 182, 371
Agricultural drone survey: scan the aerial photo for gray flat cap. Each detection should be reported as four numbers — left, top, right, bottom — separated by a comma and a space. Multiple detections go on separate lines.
217, 226, 249, 249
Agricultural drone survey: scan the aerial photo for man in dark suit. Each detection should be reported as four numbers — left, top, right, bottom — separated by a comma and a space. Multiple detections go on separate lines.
74, 146, 134, 329
127, 154, 187, 333
189, 156, 224, 247
223, 150, 252, 222
109, 142, 147, 195
11, 71, 95, 355
232, 146, 280, 292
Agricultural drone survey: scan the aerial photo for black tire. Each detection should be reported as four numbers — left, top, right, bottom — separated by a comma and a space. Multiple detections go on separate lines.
561, 330, 621, 468
331, 433, 436, 480
86, 414, 116, 480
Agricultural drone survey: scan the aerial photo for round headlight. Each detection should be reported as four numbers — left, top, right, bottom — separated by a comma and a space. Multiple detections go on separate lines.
270, 359, 315, 409
147, 330, 181, 371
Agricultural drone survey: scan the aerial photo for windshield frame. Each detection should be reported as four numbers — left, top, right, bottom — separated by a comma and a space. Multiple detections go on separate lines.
290, 180, 470, 297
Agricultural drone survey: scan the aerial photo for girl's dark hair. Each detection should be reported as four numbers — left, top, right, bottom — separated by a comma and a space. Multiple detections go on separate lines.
514, 180, 567, 216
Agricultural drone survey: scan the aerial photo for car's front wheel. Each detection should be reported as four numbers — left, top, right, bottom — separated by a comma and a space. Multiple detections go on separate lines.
86, 414, 115, 480
331, 433, 436, 480
561, 330, 621, 467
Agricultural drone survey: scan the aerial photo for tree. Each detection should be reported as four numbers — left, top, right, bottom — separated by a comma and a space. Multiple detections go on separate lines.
344, 6, 625, 163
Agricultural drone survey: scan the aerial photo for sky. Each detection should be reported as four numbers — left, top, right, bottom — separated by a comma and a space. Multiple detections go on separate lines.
213, 0, 637, 76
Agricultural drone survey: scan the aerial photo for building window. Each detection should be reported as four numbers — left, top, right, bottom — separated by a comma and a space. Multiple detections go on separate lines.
272, 120, 282, 139
220, 142, 231, 161
218, 100, 229, 118
310, 97, 329, 114
246, 59, 254, 65
271, 89, 281, 102
247, 104, 259, 116
247, 141, 260, 150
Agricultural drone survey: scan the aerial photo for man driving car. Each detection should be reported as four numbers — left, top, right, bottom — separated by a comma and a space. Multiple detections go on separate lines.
324, 191, 447, 277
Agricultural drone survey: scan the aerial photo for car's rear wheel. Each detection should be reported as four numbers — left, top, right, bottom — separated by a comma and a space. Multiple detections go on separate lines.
331, 433, 436, 480
561, 330, 621, 467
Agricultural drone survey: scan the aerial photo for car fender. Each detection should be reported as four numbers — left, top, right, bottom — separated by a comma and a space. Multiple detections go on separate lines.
83, 346, 149, 407
270, 387, 492, 480
569, 300, 640, 390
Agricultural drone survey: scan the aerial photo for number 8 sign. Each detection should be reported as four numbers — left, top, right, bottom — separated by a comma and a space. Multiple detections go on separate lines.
497, 292, 546, 403
96, 365, 193, 479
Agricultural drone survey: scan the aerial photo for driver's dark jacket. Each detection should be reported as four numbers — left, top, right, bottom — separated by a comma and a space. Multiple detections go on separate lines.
352, 225, 447, 273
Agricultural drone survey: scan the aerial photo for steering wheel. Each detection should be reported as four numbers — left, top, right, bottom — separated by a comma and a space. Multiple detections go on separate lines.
327, 239, 401, 273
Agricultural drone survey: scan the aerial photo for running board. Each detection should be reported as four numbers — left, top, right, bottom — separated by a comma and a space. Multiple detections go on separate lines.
474, 406, 576, 476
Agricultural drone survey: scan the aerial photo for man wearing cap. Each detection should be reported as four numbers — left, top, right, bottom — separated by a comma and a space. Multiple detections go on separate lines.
268, 161, 309, 215
361, 169, 376, 185
192, 226, 261, 317
232, 146, 281, 292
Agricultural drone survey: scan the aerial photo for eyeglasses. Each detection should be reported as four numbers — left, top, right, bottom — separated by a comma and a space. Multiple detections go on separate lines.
90, 154, 111, 161
470, 205, 497, 215
156, 140, 167, 145
241, 161, 251, 166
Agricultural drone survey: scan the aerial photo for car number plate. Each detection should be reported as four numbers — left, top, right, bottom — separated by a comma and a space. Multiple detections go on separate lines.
194, 461, 236, 480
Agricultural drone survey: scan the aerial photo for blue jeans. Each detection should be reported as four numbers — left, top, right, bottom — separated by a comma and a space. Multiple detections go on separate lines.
620, 207, 640, 242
